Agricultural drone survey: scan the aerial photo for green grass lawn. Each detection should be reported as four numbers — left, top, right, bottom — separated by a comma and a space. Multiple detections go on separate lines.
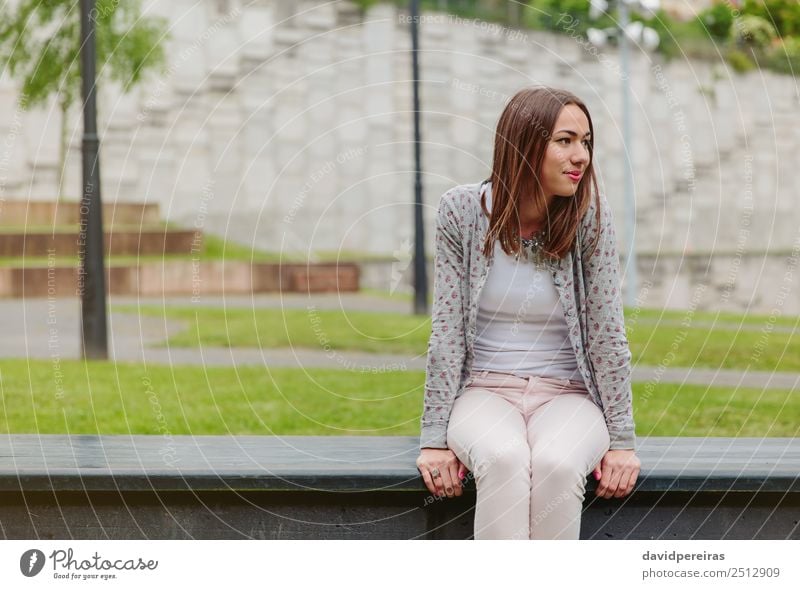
112, 304, 800, 373
628, 307, 800, 328
631, 324, 800, 372
114, 305, 432, 354
0, 360, 797, 437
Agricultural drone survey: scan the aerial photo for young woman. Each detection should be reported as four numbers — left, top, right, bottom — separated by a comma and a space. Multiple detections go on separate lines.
416, 86, 640, 540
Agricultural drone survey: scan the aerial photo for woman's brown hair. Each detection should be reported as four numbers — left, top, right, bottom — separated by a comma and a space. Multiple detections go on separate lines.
481, 86, 601, 261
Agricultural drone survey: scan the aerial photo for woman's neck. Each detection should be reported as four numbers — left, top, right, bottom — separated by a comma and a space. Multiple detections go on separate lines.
483, 181, 554, 237
518, 195, 554, 236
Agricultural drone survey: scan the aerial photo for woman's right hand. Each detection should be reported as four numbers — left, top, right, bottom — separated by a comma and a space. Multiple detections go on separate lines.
416, 448, 468, 498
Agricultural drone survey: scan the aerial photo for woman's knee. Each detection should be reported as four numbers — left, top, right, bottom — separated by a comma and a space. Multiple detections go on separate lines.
471, 437, 530, 481
530, 449, 588, 489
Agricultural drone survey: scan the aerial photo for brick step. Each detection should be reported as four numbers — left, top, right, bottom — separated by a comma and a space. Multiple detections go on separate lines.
0, 260, 359, 297
0, 228, 200, 256
0, 200, 160, 226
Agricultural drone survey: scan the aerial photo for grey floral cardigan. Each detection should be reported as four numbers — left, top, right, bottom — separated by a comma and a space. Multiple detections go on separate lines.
420, 180, 636, 451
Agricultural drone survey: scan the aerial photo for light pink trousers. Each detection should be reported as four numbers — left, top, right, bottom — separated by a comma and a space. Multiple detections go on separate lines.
446, 370, 610, 540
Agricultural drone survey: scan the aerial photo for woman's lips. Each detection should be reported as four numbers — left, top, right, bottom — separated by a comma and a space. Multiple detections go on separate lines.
565, 171, 582, 182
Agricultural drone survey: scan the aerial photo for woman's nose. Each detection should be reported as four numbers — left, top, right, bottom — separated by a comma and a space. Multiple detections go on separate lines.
572, 144, 590, 164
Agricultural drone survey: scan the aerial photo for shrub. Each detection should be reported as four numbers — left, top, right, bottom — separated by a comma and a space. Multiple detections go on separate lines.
726, 48, 756, 72
699, 1, 735, 40
523, 0, 592, 33
643, 9, 713, 60
764, 35, 800, 74
743, 0, 800, 38
732, 14, 779, 50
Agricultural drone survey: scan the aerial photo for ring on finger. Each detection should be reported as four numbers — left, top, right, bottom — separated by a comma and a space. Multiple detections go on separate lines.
431, 467, 441, 478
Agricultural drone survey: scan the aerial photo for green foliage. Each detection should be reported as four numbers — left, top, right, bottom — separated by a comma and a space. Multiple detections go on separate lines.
352, 0, 381, 15
699, 1, 736, 40
764, 35, 800, 73
732, 14, 779, 50
0, 0, 168, 110
641, 9, 711, 61
0, 0, 168, 198
385, 0, 800, 77
522, 0, 615, 35
743, 0, 800, 38
523, 0, 589, 31
726, 48, 756, 72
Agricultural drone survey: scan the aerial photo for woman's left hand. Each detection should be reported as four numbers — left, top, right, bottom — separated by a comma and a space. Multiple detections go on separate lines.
592, 449, 640, 498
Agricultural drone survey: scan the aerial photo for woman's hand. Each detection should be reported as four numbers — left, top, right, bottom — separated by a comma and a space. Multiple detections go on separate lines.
416, 448, 468, 498
592, 449, 640, 498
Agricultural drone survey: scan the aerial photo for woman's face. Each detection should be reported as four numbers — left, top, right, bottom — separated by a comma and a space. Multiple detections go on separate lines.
539, 104, 591, 199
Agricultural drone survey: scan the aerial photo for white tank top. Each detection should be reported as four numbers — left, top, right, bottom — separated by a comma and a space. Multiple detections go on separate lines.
472, 183, 582, 381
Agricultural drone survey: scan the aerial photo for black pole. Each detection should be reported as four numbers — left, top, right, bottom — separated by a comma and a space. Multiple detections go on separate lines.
79, 0, 108, 359
410, 0, 428, 315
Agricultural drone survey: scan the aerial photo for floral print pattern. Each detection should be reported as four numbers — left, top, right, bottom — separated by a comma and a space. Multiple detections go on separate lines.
420, 181, 636, 451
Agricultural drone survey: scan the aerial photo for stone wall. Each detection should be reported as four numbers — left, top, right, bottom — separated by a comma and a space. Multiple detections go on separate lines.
0, 0, 798, 312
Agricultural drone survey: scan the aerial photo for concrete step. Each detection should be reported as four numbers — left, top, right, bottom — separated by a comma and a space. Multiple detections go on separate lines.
0, 200, 160, 226
0, 260, 360, 297
0, 227, 199, 256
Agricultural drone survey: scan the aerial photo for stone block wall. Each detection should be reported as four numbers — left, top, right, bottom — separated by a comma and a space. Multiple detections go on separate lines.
0, 0, 797, 311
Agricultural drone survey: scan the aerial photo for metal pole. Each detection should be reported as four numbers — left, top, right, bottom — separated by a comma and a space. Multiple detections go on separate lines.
79, 0, 108, 359
619, 0, 638, 309
410, 0, 428, 315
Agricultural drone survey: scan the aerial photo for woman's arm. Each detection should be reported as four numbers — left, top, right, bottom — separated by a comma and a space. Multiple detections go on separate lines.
581, 191, 636, 451
419, 191, 468, 449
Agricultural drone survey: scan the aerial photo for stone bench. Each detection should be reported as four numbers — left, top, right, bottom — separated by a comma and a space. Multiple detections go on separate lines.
0, 435, 797, 539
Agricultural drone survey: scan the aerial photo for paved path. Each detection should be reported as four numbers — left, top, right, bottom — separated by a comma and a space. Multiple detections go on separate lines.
1, 295, 798, 390
113, 294, 800, 333
128, 348, 800, 390
113, 292, 414, 313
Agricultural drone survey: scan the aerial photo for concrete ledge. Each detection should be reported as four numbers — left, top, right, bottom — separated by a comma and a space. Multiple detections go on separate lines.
0, 435, 797, 539
0, 229, 197, 257
0, 201, 161, 226
0, 261, 359, 297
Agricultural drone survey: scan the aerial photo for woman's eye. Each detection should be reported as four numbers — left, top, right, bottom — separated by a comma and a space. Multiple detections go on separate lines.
558, 138, 591, 147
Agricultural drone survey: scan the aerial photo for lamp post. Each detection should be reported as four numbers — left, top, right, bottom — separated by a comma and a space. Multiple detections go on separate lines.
410, 0, 428, 315
588, 0, 660, 309
79, 0, 109, 359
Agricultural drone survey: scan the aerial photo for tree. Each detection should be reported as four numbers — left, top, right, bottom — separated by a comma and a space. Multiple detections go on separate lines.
743, 0, 800, 38
0, 0, 168, 199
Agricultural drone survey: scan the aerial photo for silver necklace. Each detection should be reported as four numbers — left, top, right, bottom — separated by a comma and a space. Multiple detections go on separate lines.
516, 230, 551, 266
520, 232, 545, 249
